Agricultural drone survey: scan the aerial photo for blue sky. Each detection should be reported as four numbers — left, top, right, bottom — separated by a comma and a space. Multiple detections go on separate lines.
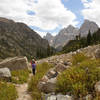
0, 0, 100, 37
62, 0, 84, 27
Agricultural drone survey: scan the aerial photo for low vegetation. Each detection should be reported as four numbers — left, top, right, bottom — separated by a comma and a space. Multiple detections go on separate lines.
0, 81, 17, 100
62, 29, 100, 54
11, 69, 29, 84
71, 53, 88, 65
56, 53, 100, 99
28, 62, 54, 100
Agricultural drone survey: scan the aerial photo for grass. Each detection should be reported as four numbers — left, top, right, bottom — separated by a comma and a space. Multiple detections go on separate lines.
56, 53, 100, 99
28, 62, 54, 100
0, 81, 17, 100
11, 69, 29, 84
71, 53, 88, 65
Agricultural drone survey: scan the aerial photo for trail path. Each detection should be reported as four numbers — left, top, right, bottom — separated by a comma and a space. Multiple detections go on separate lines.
16, 74, 33, 100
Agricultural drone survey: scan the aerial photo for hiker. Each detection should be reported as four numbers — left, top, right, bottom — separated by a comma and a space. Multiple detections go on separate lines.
31, 59, 36, 75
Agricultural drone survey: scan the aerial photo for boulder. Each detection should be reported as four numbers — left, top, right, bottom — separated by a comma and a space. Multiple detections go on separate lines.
85, 94, 92, 100
38, 78, 57, 93
54, 63, 69, 73
95, 81, 100, 95
44, 94, 73, 100
46, 69, 58, 79
57, 94, 73, 100
0, 56, 28, 71
95, 49, 100, 59
47, 95, 57, 100
41, 75, 49, 82
0, 68, 11, 81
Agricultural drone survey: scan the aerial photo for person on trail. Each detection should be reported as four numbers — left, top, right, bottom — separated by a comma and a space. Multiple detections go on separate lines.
31, 59, 36, 75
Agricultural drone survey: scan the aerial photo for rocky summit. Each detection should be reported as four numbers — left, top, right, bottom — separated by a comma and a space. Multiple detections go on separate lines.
0, 17, 49, 59
44, 20, 99, 50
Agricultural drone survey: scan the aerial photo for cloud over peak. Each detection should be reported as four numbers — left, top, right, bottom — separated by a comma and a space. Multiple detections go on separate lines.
81, 0, 100, 26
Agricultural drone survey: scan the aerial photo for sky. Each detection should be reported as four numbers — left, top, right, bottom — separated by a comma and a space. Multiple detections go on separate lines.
0, 0, 100, 37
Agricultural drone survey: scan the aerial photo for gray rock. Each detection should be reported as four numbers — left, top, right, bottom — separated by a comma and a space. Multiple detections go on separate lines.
0, 67, 11, 81
95, 81, 100, 95
47, 95, 57, 100
95, 49, 100, 59
0, 56, 28, 71
85, 94, 92, 100
45, 94, 73, 100
57, 94, 73, 100
42, 75, 49, 82
38, 78, 57, 93
55, 63, 69, 73
46, 69, 58, 79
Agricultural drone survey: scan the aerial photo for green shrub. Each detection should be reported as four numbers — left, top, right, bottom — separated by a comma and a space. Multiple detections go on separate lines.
0, 81, 17, 100
71, 53, 88, 65
28, 62, 53, 100
56, 59, 100, 98
11, 69, 29, 84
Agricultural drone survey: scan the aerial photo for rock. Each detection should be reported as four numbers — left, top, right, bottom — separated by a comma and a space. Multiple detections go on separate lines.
95, 49, 100, 59
47, 95, 57, 100
46, 69, 58, 79
0, 67, 11, 81
55, 63, 69, 73
0, 56, 28, 71
57, 94, 73, 100
85, 94, 92, 100
95, 81, 100, 95
41, 75, 49, 82
63, 61, 68, 66
38, 78, 57, 93
44, 94, 73, 100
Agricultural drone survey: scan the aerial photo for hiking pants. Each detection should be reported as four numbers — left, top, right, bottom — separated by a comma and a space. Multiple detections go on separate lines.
32, 68, 35, 75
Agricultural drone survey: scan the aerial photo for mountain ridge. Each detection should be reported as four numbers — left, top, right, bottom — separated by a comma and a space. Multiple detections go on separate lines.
44, 20, 99, 49
0, 17, 49, 59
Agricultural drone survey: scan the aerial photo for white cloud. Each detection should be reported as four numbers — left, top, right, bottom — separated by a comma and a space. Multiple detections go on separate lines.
35, 30, 46, 37
0, 0, 78, 32
81, 0, 100, 26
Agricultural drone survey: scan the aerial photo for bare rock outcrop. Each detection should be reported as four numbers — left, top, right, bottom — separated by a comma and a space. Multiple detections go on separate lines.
0, 56, 28, 71
38, 44, 100, 94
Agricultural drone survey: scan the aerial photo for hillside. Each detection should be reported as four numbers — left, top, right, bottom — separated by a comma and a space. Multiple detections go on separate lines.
0, 44, 100, 100
0, 17, 49, 59
62, 28, 100, 53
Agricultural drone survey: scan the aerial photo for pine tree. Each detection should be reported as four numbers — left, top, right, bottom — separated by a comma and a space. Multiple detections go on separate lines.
87, 30, 92, 45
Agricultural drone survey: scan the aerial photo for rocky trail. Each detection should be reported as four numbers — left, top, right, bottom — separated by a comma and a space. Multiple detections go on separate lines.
16, 74, 33, 100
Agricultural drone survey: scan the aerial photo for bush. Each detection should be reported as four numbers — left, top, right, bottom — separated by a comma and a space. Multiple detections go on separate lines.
56, 57, 100, 98
71, 53, 88, 65
11, 69, 29, 84
28, 62, 53, 100
0, 81, 17, 100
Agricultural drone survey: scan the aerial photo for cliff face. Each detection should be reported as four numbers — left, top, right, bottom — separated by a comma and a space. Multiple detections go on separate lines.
0, 17, 49, 59
79, 20, 99, 37
52, 25, 79, 48
44, 20, 99, 50
43, 33, 54, 46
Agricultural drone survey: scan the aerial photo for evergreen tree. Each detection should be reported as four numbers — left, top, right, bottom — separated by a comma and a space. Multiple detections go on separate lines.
87, 30, 92, 45
47, 45, 51, 56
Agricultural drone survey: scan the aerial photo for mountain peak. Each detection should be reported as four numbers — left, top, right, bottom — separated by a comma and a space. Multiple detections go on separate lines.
79, 19, 99, 36
67, 25, 75, 29
0, 17, 14, 23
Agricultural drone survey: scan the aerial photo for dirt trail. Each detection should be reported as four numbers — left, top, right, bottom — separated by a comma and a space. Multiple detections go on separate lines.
16, 74, 33, 100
